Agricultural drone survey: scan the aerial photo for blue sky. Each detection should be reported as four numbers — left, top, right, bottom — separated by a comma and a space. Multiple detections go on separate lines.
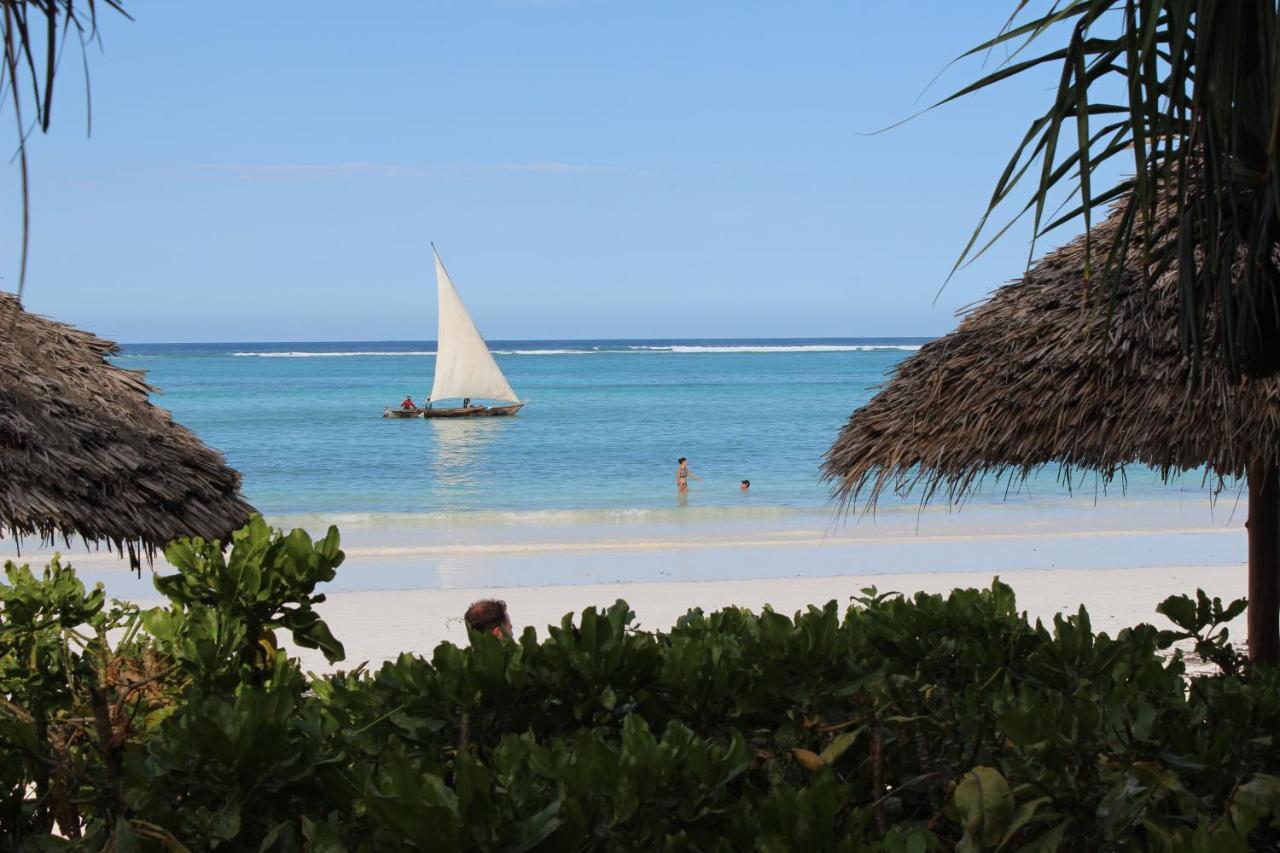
6, 2, 1094, 342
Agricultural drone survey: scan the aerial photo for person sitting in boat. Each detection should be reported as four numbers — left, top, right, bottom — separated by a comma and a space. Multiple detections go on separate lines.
462, 397, 471, 409
400, 395, 416, 411
423, 395, 432, 410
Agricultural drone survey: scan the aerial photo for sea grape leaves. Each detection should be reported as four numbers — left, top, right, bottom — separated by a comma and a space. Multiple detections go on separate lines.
953, 766, 1015, 851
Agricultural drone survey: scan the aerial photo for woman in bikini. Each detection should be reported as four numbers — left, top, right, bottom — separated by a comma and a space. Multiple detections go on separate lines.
676, 457, 702, 492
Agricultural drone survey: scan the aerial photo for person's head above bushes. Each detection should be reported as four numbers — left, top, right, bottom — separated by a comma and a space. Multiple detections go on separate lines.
465, 599, 512, 643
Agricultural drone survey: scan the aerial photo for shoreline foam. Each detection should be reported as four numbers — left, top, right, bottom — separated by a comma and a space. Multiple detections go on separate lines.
1, 497, 1249, 609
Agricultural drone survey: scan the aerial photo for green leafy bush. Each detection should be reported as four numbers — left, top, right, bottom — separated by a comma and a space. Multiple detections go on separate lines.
145, 516, 345, 691
2, 520, 1279, 851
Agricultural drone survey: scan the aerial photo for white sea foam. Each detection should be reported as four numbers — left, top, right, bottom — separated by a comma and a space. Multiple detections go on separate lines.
232, 350, 437, 357
228, 344, 923, 357
267, 504, 820, 530
231, 349, 585, 357
624, 344, 923, 353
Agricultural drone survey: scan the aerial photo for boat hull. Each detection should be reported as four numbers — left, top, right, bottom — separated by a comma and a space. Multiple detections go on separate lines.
422, 403, 524, 418
383, 407, 423, 418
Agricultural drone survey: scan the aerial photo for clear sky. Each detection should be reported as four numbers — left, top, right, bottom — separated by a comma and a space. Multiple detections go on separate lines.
5, 2, 1093, 343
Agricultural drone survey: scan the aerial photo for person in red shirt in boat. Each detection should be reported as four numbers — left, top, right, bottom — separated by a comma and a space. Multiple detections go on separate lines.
401, 395, 416, 411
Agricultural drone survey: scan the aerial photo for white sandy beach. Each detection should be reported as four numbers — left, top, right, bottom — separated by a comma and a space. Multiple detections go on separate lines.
0, 498, 1251, 673
294, 563, 1246, 673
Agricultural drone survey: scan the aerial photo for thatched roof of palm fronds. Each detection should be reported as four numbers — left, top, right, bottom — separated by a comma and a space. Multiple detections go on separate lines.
0, 292, 254, 562
823, 201, 1280, 509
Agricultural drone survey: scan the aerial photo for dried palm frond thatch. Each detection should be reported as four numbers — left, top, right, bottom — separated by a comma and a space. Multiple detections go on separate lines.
0, 292, 254, 564
823, 198, 1280, 663
825, 207, 1280, 508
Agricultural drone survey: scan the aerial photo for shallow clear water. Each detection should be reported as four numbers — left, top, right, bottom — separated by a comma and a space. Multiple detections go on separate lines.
115, 338, 1232, 520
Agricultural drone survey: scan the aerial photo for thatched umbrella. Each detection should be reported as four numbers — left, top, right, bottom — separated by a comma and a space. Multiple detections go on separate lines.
0, 292, 254, 565
823, 202, 1280, 663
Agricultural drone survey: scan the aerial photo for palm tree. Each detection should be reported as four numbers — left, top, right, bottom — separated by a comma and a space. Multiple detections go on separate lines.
949, 2, 1280, 381
939, 2, 1280, 661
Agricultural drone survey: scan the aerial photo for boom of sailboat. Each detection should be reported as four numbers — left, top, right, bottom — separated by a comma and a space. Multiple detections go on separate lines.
384, 247, 525, 419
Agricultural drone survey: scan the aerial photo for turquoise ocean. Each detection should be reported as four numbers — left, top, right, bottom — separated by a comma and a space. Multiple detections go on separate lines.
115, 338, 1227, 524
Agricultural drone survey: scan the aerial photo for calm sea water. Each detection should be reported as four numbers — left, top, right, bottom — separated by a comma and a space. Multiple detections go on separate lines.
114, 339, 1226, 521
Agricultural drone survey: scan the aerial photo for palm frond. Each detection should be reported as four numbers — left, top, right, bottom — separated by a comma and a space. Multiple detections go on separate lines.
951, 0, 1280, 379
0, 1, 129, 301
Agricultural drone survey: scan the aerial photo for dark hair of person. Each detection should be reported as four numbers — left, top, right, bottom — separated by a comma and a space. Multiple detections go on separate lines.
464, 599, 509, 634
741, 480, 750, 486
678, 457, 687, 464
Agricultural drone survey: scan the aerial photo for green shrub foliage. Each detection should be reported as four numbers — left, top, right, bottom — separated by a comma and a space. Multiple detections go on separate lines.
2, 520, 1279, 850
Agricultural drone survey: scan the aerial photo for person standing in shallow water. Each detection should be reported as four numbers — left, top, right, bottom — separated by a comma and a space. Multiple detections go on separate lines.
676, 457, 702, 492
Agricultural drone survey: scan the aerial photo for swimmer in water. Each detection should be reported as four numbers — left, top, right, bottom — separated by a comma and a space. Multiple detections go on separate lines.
676, 457, 702, 492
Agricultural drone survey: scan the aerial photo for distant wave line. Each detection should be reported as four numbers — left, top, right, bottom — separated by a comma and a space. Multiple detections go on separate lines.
623, 344, 922, 353
230, 349, 585, 357
232, 350, 437, 357
228, 344, 923, 358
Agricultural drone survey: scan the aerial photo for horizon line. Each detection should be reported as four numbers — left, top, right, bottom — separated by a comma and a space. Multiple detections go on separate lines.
117, 334, 939, 347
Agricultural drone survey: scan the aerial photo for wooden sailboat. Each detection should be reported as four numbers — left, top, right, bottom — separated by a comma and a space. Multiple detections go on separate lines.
383, 247, 525, 419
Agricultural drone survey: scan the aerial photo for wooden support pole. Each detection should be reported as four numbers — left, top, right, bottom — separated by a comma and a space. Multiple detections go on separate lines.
1247, 461, 1280, 663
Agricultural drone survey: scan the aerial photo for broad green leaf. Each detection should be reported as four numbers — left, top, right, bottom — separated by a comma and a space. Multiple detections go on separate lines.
1015, 819, 1069, 853
955, 766, 1016, 848
819, 728, 862, 765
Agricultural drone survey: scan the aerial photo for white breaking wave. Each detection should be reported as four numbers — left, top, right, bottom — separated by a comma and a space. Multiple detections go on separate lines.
233, 349, 590, 357
624, 344, 923, 353
268, 504, 819, 530
228, 343, 923, 358
232, 351, 437, 357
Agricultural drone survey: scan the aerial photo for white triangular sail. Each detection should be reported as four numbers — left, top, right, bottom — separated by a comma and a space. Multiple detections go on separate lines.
429, 251, 519, 403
